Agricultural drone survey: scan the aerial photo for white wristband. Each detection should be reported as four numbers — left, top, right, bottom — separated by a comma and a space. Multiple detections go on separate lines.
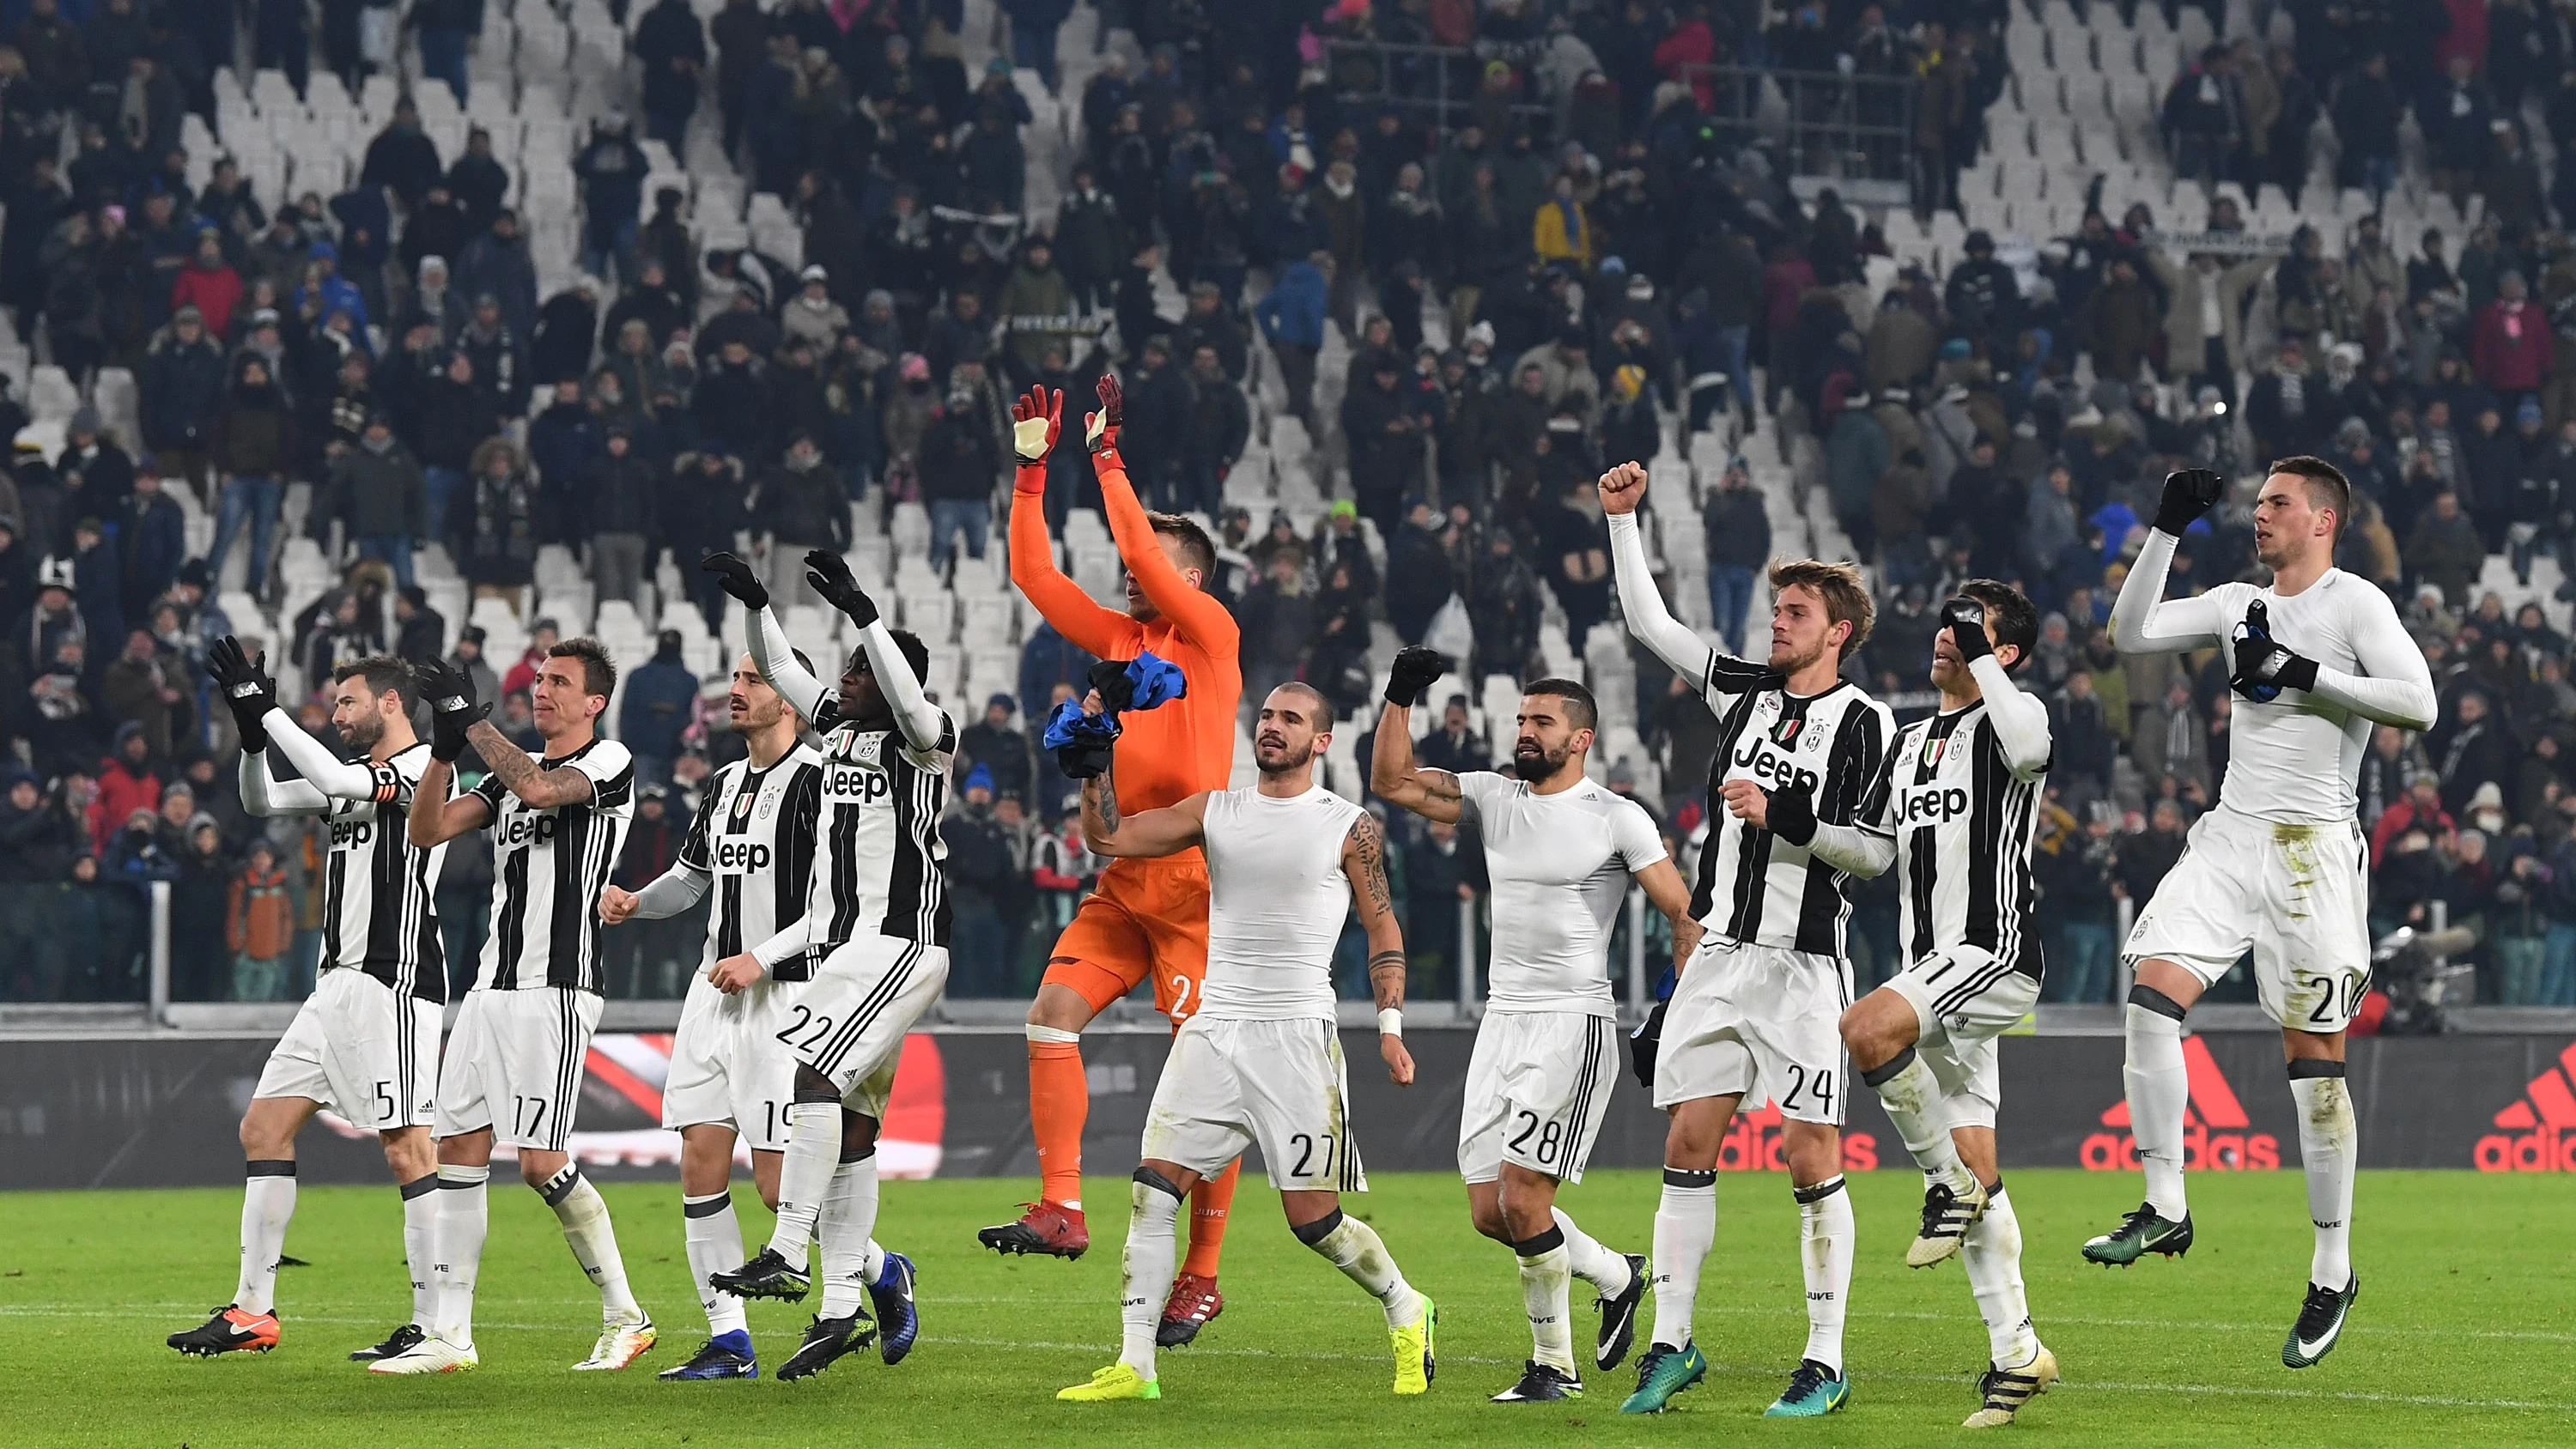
1377, 1009, 1403, 1038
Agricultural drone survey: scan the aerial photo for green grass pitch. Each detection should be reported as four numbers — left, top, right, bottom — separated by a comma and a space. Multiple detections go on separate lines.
3, 1170, 2569, 1446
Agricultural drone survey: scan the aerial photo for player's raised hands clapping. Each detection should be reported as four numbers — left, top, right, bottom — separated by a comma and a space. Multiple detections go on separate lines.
1597, 460, 1649, 515
1087, 373, 1123, 453
700, 549, 769, 610
1383, 646, 1447, 707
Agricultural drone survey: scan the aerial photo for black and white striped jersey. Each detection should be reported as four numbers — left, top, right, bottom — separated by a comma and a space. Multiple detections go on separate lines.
1864, 702, 2050, 979
677, 746, 825, 979
314, 743, 451, 1002
1692, 678, 1896, 957
805, 698, 957, 950
470, 737, 637, 992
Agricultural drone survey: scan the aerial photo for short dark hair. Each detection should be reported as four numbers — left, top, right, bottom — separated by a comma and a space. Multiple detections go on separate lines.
1954, 580, 2039, 673
2269, 454, 2351, 538
332, 654, 415, 708
1147, 512, 1218, 584
852, 629, 931, 687
549, 637, 617, 700
1521, 677, 1598, 732
1267, 680, 1333, 720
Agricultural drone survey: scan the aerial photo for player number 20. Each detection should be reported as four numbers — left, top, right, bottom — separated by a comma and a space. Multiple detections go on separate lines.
1508, 1111, 1565, 1167
775, 1004, 839, 1052
2303, 973, 2366, 1026
1782, 1064, 1836, 1116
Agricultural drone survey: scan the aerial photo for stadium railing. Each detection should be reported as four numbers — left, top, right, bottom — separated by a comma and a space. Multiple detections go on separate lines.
1678, 63, 1923, 211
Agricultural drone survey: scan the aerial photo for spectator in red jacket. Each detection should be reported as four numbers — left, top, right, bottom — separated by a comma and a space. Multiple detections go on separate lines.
87, 724, 162, 849
167, 231, 244, 342
1654, 2, 1717, 110
2471, 270, 2553, 400
2370, 773, 2456, 866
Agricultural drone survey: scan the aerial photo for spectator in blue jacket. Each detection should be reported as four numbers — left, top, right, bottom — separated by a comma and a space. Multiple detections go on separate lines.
114, 465, 185, 622
291, 239, 368, 334
1256, 249, 1331, 427
1000, 0, 1073, 89
138, 305, 225, 495
619, 629, 702, 786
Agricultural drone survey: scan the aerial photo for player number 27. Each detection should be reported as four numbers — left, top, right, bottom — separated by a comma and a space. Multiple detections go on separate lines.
1289, 1132, 1336, 1179
1782, 1064, 1835, 1116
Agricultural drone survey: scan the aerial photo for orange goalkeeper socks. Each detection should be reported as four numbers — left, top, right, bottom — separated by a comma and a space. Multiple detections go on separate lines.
1027, 1037, 1087, 1207
1181, 1159, 1242, 1277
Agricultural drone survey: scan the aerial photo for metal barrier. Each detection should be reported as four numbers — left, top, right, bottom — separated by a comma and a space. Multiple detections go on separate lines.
1321, 38, 1558, 139
1680, 63, 1921, 209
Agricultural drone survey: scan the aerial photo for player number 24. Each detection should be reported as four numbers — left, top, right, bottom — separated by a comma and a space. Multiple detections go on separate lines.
1782, 1063, 1836, 1116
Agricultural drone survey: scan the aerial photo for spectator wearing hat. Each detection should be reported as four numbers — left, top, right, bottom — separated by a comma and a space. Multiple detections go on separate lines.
390, 583, 445, 665
167, 229, 242, 342
290, 239, 368, 334
139, 302, 226, 500
994, 236, 1075, 377
114, 464, 185, 623
459, 205, 539, 341
920, 396, 1000, 574
458, 291, 530, 420
634, 0, 708, 148
462, 436, 540, 613
781, 264, 848, 355
941, 762, 1018, 995
204, 354, 295, 596
588, 422, 659, 603
752, 429, 850, 606
225, 838, 294, 1003
320, 411, 427, 588
413, 348, 500, 551
619, 630, 701, 789
961, 694, 1034, 804
2473, 270, 2553, 407
1256, 250, 1332, 427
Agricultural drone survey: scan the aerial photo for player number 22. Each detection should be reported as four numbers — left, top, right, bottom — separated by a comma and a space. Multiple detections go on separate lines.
1782, 1064, 1835, 1116
775, 1004, 839, 1052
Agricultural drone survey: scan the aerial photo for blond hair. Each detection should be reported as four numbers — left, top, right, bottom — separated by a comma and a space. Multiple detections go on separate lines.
1767, 558, 1874, 657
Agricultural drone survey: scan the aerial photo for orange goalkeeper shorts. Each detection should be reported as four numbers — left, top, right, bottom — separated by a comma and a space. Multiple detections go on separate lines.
1042, 858, 1212, 1025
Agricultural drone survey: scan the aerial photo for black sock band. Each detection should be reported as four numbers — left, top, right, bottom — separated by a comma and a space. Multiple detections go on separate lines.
1511, 1225, 1567, 1258
2128, 984, 2188, 1021
246, 1159, 296, 1178
838, 1143, 876, 1164
1662, 1166, 1716, 1189
1291, 1208, 1346, 1246
1133, 1165, 1187, 1200
398, 1173, 437, 1200
1861, 1043, 1918, 1088
1793, 1175, 1848, 1205
1985, 1175, 2006, 1197
683, 1193, 733, 1219
538, 1163, 584, 1206
2287, 1058, 2348, 1079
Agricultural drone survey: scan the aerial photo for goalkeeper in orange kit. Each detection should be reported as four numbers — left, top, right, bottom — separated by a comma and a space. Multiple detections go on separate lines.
979, 376, 1246, 1348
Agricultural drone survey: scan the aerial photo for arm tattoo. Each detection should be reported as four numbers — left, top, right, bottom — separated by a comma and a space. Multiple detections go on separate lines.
1096, 756, 1119, 834
1423, 772, 1461, 804
469, 720, 584, 806
1367, 949, 1406, 1010
1349, 815, 1393, 916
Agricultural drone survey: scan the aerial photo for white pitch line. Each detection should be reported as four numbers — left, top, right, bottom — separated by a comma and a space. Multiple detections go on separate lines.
8, 1307, 2569, 1413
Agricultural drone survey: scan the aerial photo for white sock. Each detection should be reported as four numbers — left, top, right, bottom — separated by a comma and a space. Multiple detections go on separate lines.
1796, 1177, 1854, 1376
1514, 1228, 1577, 1374
683, 1191, 749, 1338
1303, 1211, 1425, 1329
817, 1153, 882, 1319
399, 1174, 439, 1325
433, 1164, 489, 1347
1961, 1180, 2039, 1368
2124, 1001, 2190, 1219
862, 1239, 888, 1282
1119, 1174, 1184, 1380
541, 1164, 641, 1323
1552, 1207, 1633, 1299
1647, 1167, 1715, 1349
234, 1161, 297, 1314
767, 1100, 841, 1265
2289, 1068, 2357, 1288
1864, 1047, 1973, 1193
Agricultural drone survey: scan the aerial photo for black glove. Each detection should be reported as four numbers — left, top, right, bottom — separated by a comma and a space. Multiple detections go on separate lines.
1628, 997, 1667, 1089
2231, 599, 2319, 699
1765, 780, 1819, 846
418, 658, 490, 762
803, 549, 877, 627
1057, 736, 1117, 779
1707, 652, 1789, 696
1086, 658, 1139, 714
700, 549, 769, 610
1941, 594, 1993, 665
1384, 646, 1447, 706
207, 636, 276, 752
2153, 468, 2226, 535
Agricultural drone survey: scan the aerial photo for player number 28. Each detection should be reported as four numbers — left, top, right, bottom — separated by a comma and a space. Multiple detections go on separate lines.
1781, 1064, 1836, 1116
1507, 1110, 1565, 1166
774, 1004, 839, 1052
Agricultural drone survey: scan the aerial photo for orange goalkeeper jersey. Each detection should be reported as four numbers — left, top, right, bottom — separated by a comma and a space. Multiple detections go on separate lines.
1011, 453, 1242, 858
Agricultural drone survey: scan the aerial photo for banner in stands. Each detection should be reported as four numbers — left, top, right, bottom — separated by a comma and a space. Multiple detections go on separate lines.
4, 1030, 2572, 1189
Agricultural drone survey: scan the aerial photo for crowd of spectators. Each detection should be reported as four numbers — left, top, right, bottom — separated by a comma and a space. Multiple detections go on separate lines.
0, 0, 2573, 1013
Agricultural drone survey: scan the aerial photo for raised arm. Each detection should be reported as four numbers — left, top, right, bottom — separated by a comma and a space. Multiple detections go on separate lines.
1944, 597, 2053, 780
1342, 809, 1415, 1086
238, 750, 331, 817
1079, 752, 1208, 858
406, 755, 495, 846
801, 548, 947, 754
1599, 463, 1777, 702
261, 708, 392, 801
2111, 529, 2232, 655
1008, 385, 1135, 658
1368, 647, 1462, 823
1090, 376, 1239, 655
699, 549, 832, 724
466, 719, 598, 808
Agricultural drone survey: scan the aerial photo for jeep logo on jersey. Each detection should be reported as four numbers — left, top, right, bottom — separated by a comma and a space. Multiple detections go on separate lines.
711, 839, 771, 873
1895, 784, 1971, 828
328, 819, 374, 847
497, 813, 560, 848
826, 764, 890, 801
2081, 1036, 2279, 1171
1730, 739, 1820, 795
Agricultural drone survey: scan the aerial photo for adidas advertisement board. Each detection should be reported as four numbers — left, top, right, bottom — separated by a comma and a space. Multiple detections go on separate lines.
3, 1029, 2573, 1188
